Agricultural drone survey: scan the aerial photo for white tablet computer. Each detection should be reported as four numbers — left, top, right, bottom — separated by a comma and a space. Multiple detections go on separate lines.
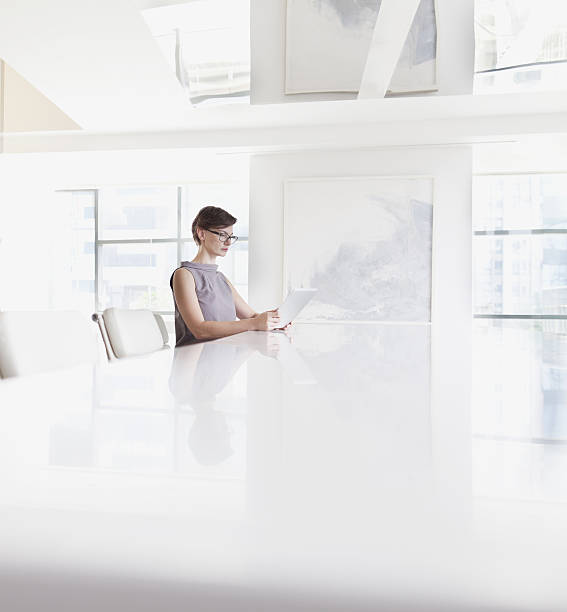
277, 288, 318, 327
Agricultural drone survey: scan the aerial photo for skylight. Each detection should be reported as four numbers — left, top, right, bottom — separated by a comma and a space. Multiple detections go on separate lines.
142, 0, 250, 106
475, 0, 567, 93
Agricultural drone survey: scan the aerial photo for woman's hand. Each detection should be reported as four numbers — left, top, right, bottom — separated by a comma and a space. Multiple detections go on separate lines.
252, 309, 281, 331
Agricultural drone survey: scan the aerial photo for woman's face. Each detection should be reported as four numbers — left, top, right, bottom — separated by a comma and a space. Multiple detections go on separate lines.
199, 225, 234, 257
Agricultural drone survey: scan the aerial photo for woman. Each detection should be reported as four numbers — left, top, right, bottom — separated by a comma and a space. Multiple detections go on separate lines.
170, 205, 284, 347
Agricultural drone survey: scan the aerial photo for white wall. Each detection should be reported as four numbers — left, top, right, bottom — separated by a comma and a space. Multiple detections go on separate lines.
249, 147, 472, 311
249, 146, 473, 498
0, 160, 54, 310
251, 0, 474, 104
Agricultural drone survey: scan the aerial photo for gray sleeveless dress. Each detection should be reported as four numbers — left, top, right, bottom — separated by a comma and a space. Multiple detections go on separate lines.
170, 261, 237, 347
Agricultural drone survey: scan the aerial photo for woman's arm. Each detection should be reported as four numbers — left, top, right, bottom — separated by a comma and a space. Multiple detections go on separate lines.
172, 268, 280, 341
221, 274, 258, 319
223, 274, 291, 329
222, 274, 292, 331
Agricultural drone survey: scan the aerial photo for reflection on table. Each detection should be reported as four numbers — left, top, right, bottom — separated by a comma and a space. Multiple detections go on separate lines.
473, 319, 567, 504
12, 322, 567, 610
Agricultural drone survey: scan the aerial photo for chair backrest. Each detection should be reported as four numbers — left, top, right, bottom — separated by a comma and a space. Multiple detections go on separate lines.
153, 313, 169, 346
91, 312, 115, 361
0, 310, 99, 378
99, 308, 169, 359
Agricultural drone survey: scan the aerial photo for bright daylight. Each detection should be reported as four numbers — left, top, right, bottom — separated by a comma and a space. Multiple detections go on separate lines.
1, 1, 567, 611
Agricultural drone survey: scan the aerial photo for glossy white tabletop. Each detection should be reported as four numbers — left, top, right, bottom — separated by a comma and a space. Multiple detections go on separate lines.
0, 323, 565, 611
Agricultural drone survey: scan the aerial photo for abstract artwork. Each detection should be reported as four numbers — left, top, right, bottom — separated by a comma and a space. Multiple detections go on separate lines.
285, 0, 437, 94
283, 176, 434, 322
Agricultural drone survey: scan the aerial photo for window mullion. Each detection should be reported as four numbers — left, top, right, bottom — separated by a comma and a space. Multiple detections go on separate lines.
177, 186, 183, 265
94, 189, 100, 312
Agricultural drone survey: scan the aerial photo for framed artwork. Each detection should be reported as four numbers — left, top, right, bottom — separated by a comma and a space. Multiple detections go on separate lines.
285, 0, 438, 94
283, 176, 434, 322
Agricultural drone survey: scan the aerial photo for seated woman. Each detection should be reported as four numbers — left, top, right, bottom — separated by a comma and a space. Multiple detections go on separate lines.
170, 205, 284, 346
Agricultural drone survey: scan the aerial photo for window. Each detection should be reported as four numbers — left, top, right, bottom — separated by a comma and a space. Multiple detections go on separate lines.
473, 173, 567, 493
98, 186, 178, 240
49, 190, 96, 314
53, 183, 249, 338
141, 0, 250, 106
475, 0, 567, 93
474, 174, 567, 316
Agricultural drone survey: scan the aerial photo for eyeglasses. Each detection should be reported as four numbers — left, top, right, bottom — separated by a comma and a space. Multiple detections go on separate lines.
207, 229, 239, 244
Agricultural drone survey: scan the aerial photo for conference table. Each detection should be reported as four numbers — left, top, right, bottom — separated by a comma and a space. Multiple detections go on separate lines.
0, 322, 565, 611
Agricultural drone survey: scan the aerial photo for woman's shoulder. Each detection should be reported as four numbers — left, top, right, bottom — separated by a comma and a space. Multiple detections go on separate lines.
171, 266, 196, 289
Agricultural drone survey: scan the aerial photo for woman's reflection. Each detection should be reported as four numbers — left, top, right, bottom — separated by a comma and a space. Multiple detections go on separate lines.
169, 342, 253, 466
169, 332, 314, 466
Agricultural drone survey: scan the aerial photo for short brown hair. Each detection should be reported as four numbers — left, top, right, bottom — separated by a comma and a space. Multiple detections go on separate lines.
192, 206, 237, 245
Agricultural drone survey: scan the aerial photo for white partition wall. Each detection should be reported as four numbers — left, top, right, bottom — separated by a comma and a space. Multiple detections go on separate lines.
249, 147, 471, 312
249, 146, 473, 504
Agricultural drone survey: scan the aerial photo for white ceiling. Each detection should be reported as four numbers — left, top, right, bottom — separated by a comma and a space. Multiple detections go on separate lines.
0, 0, 193, 130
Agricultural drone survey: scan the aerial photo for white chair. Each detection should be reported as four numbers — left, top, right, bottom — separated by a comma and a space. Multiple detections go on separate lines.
93, 308, 169, 360
0, 310, 100, 378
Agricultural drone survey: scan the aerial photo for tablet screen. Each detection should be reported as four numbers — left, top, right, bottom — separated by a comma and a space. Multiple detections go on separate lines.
278, 288, 318, 327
